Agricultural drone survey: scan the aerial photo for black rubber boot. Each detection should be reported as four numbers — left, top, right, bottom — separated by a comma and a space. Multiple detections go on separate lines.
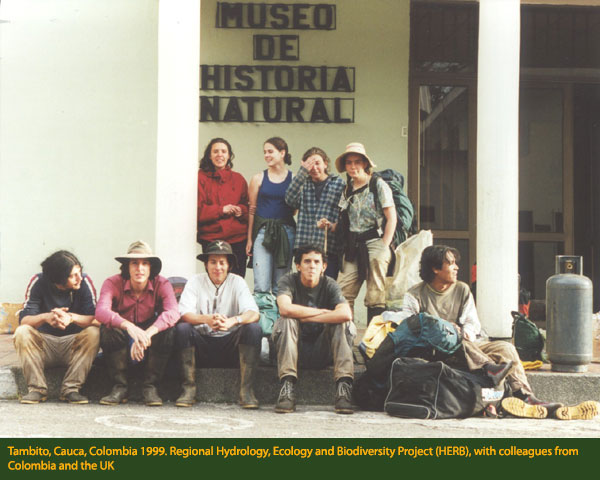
143, 351, 170, 406
175, 347, 197, 408
100, 349, 128, 406
238, 344, 260, 409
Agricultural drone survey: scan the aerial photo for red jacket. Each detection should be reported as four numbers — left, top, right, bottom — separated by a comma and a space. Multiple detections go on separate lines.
197, 168, 249, 244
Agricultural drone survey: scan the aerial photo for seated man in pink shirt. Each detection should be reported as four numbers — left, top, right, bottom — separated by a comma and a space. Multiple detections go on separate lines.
95, 241, 179, 406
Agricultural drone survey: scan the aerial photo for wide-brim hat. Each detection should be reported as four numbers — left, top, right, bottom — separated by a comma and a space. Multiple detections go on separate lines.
196, 240, 238, 269
335, 142, 376, 173
115, 240, 162, 274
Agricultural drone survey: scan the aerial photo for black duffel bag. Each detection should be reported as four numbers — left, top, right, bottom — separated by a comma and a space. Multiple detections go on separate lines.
384, 357, 488, 419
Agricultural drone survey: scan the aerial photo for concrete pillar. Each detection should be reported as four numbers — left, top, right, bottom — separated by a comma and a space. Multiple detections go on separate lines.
155, 0, 200, 279
476, 0, 520, 338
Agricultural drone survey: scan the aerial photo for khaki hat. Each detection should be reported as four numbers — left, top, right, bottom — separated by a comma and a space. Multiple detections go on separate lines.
115, 240, 162, 274
335, 142, 376, 173
196, 240, 237, 269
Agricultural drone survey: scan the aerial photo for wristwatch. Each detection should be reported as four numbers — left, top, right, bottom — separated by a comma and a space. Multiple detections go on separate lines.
236, 316, 242, 325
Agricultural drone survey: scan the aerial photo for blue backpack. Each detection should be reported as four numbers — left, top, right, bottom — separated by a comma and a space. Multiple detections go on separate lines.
370, 169, 416, 247
388, 313, 462, 358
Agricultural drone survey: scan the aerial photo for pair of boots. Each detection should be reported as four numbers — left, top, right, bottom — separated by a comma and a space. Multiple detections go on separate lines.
100, 349, 170, 406
175, 344, 260, 409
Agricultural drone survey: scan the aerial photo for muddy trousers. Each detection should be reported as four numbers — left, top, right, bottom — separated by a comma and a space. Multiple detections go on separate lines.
462, 339, 534, 396
272, 317, 356, 382
13, 325, 100, 396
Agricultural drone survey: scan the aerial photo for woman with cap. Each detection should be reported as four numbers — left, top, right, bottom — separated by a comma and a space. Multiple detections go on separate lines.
95, 241, 179, 407
246, 137, 296, 295
197, 138, 249, 277
174, 240, 261, 408
284, 146, 345, 279
334, 143, 397, 324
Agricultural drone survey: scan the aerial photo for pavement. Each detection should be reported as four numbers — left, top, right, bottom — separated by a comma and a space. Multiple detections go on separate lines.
2, 401, 600, 438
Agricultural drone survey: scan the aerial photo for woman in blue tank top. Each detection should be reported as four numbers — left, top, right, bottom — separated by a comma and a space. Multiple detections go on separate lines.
246, 137, 295, 294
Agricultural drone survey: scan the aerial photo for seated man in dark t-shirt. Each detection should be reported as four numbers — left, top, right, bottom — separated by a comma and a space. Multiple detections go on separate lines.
272, 244, 355, 414
14, 250, 99, 404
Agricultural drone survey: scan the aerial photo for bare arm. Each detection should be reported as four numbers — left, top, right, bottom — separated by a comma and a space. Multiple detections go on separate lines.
246, 172, 263, 255
277, 295, 352, 324
381, 205, 397, 247
20, 312, 55, 329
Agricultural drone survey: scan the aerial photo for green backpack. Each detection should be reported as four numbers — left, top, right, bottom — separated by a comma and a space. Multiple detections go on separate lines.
511, 311, 545, 362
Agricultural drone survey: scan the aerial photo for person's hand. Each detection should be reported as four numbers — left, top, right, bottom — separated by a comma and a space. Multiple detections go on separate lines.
51, 308, 72, 329
301, 155, 316, 172
130, 341, 146, 362
206, 313, 228, 331
216, 317, 238, 331
245, 239, 253, 256
317, 218, 331, 230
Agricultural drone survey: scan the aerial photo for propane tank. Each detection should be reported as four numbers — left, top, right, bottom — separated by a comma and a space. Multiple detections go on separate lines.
546, 256, 593, 372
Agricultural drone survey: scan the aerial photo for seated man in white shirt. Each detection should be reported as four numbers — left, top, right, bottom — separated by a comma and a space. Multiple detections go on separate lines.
174, 240, 261, 409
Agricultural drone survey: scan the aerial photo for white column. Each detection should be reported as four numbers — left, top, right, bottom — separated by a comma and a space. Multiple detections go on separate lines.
155, 0, 200, 279
476, 0, 520, 338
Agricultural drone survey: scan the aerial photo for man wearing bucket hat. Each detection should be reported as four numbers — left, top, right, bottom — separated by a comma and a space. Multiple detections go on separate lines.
95, 240, 179, 406
174, 240, 261, 408
334, 142, 397, 324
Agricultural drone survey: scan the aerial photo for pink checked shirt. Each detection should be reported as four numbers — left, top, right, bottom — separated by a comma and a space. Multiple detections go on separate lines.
95, 274, 179, 332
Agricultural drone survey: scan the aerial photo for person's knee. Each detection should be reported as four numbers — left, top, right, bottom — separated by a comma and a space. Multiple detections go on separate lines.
76, 326, 100, 351
13, 324, 36, 347
151, 327, 175, 354
174, 322, 195, 349
240, 322, 262, 347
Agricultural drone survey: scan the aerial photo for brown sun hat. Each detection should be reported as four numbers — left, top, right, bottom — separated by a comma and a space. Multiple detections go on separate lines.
335, 142, 377, 173
115, 240, 162, 274
196, 240, 238, 269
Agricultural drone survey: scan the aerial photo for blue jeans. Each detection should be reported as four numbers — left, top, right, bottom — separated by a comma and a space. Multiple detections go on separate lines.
253, 224, 295, 295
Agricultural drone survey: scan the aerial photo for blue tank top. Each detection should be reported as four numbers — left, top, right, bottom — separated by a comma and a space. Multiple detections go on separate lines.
256, 170, 293, 219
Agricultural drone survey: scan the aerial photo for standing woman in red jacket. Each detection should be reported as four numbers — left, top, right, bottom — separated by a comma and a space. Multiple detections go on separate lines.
197, 138, 249, 277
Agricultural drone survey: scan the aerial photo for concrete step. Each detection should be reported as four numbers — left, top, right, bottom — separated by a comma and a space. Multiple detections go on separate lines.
3, 357, 600, 406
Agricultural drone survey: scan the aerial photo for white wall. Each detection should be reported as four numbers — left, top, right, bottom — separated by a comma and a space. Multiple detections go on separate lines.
0, 0, 160, 301
198, 0, 410, 181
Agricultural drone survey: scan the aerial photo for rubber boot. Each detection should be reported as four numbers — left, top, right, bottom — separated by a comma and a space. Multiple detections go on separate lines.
238, 344, 259, 409
367, 306, 385, 325
99, 349, 128, 405
143, 351, 170, 406
175, 347, 197, 407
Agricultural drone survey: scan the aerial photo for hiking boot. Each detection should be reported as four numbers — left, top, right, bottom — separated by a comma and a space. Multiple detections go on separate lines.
501, 397, 547, 419
143, 386, 163, 407
275, 379, 296, 413
483, 361, 513, 386
522, 394, 563, 416
334, 380, 354, 414
175, 347, 197, 408
20, 391, 47, 404
60, 391, 89, 404
554, 401, 600, 420
239, 344, 259, 409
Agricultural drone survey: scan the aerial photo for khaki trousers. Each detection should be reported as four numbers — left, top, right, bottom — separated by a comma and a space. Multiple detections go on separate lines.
337, 238, 391, 310
271, 317, 356, 382
462, 339, 534, 396
13, 324, 100, 396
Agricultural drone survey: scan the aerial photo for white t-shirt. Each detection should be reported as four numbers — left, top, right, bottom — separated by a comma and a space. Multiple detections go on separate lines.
178, 273, 259, 337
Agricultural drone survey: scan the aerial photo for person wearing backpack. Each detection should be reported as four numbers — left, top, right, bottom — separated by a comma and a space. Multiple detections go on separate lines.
334, 143, 397, 324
